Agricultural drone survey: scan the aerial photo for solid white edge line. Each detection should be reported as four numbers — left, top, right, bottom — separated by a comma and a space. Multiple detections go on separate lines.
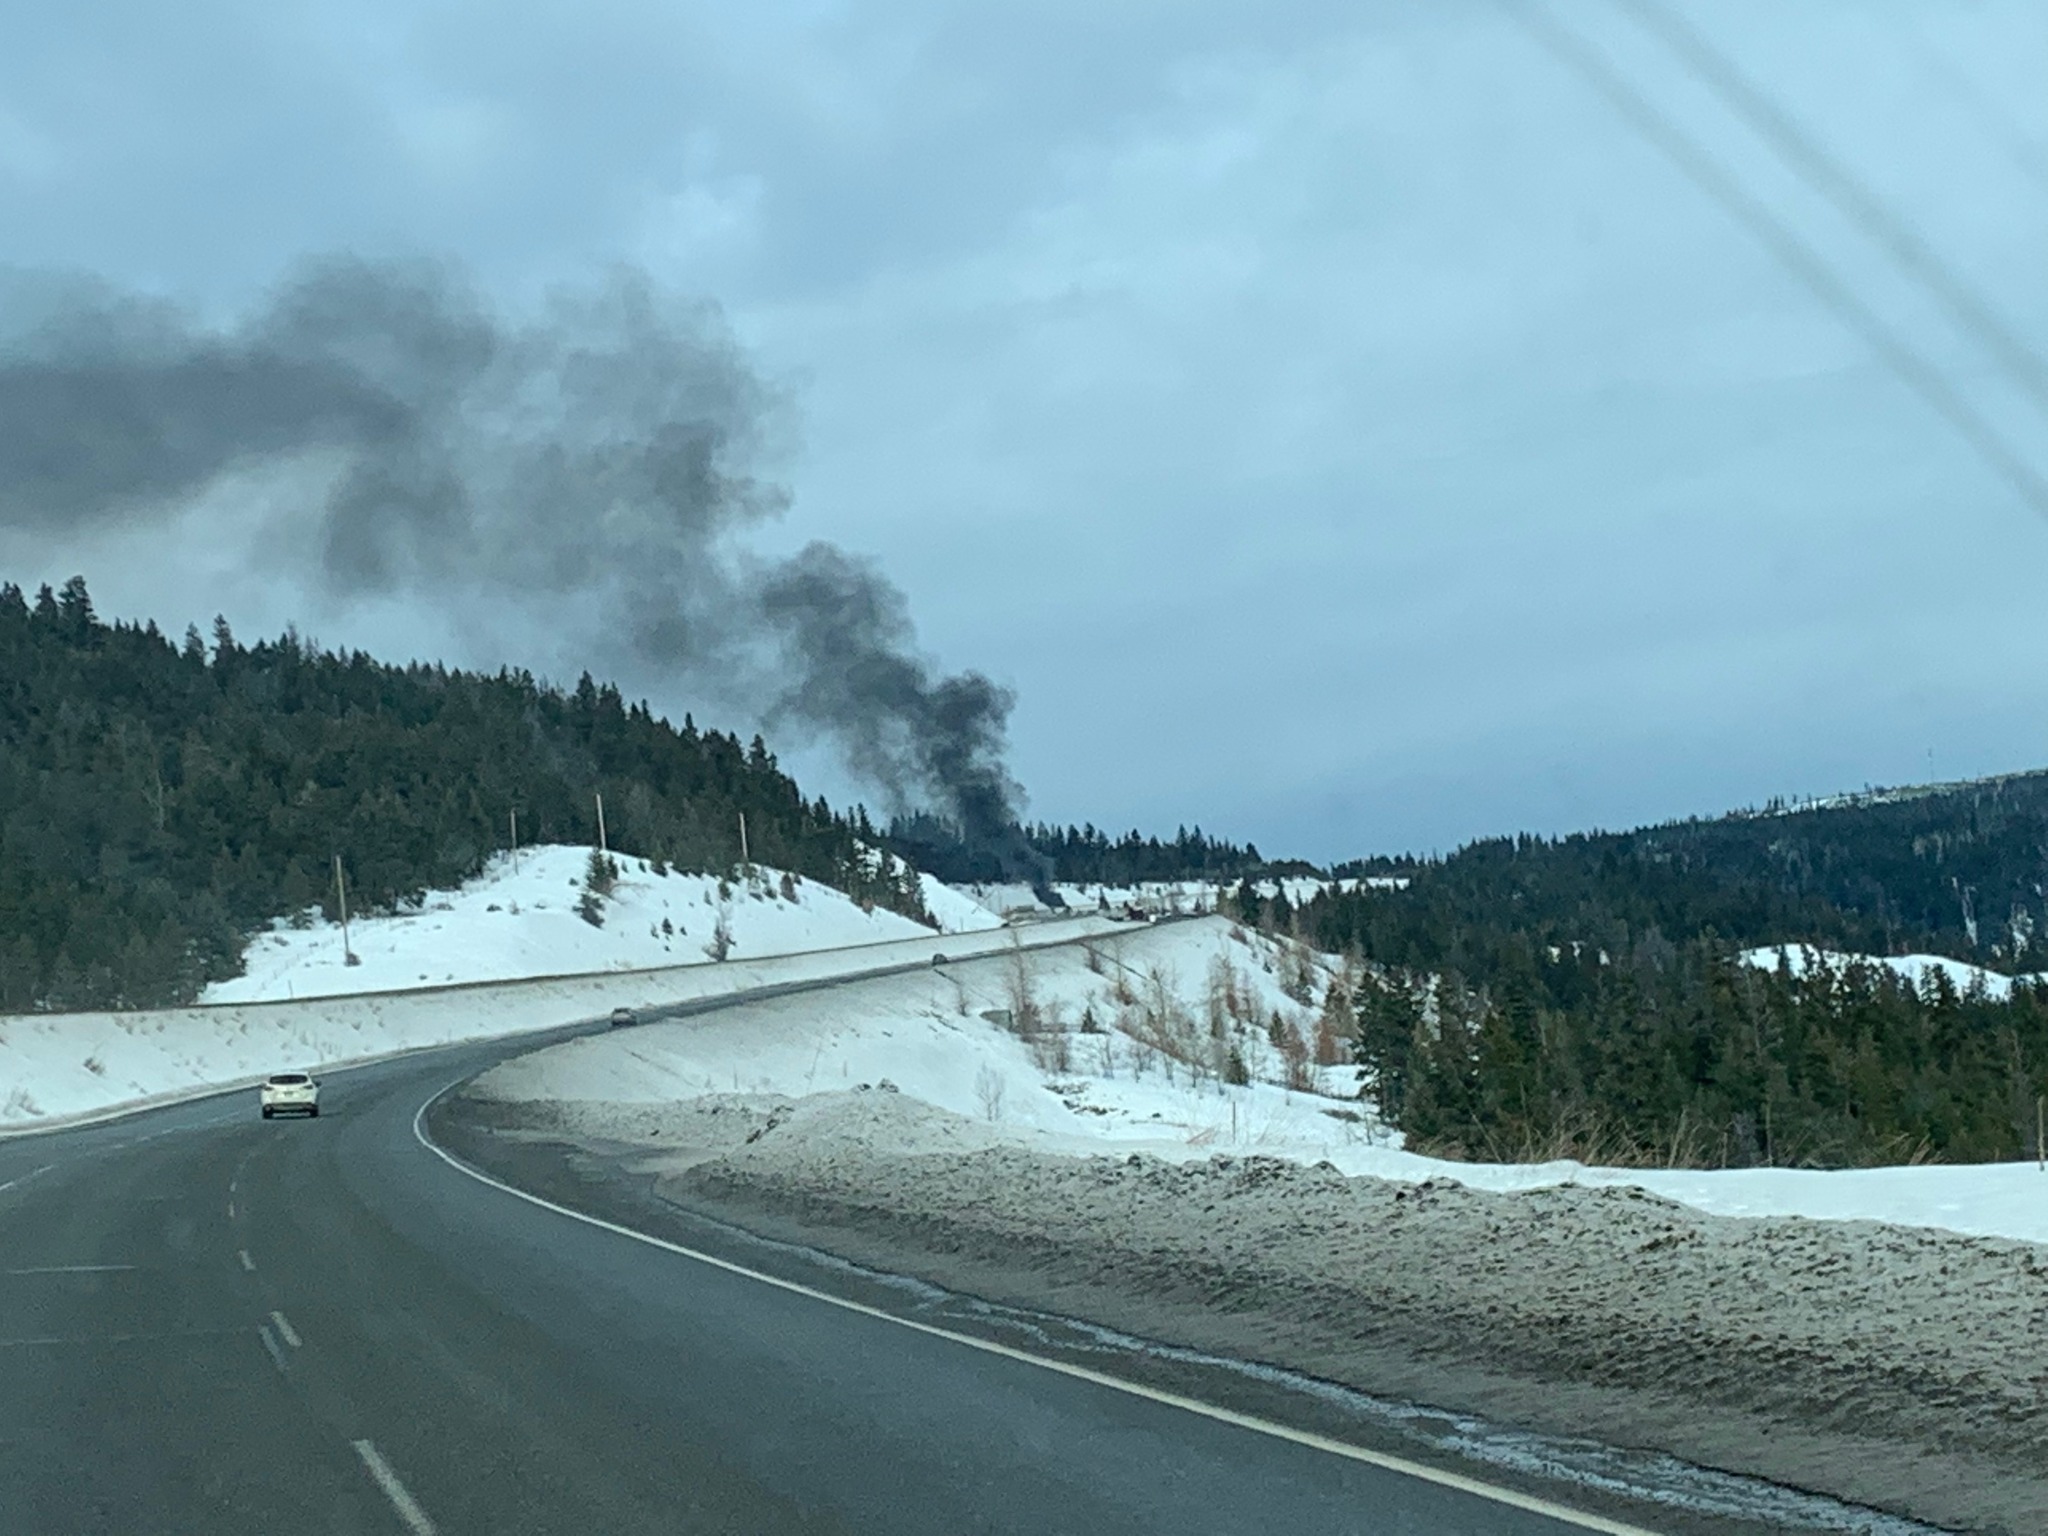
352, 1439, 438, 1535
410, 1081, 1661, 1536
3, 1265, 138, 1275
269, 1310, 301, 1348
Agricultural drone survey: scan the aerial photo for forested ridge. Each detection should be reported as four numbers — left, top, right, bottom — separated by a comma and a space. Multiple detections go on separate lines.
889, 813, 1295, 887
1283, 786, 2048, 1167
0, 577, 929, 1012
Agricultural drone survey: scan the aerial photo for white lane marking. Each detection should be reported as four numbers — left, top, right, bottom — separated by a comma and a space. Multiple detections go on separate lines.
0, 1165, 56, 1198
239, 1249, 256, 1272
258, 1324, 289, 1374
3, 1265, 138, 1275
412, 1085, 1657, 1536
269, 1310, 301, 1348
352, 1439, 438, 1535
227, 1201, 235, 1219
0, 1326, 247, 1348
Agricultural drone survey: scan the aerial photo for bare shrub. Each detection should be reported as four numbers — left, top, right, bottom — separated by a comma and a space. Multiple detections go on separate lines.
1314, 978, 1351, 1066
1273, 1015, 1314, 1091
1027, 1031, 1073, 1074
702, 906, 733, 961
974, 1064, 1006, 1121
1279, 939, 1319, 1005
1005, 944, 1046, 1034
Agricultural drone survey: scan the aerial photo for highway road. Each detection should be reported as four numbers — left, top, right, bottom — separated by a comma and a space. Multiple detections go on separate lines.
0, 1017, 1647, 1536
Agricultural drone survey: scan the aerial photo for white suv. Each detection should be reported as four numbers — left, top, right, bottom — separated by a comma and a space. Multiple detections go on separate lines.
260, 1072, 320, 1119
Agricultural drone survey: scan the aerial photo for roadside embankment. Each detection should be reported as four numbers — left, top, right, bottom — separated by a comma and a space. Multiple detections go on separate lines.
447, 1084, 2048, 1535
0, 916, 1116, 1132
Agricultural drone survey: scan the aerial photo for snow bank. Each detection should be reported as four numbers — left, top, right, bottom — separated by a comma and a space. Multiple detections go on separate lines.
0, 916, 1116, 1132
207, 845, 1003, 1004
474, 917, 1359, 1156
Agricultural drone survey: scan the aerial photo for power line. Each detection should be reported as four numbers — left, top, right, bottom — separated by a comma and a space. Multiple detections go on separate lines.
1501, 0, 2048, 521
1620, 0, 2048, 421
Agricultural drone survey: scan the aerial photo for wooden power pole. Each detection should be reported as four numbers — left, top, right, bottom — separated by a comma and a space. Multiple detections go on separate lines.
595, 792, 608, 855
333, 854, 358, 967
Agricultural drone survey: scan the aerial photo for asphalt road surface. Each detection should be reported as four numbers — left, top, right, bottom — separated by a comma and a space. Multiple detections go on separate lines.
0, 1019, 1641, 1536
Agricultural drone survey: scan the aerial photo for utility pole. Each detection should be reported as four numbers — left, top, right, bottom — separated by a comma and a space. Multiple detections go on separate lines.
509, 808, 520, 873
2038, 1093, 2044, 1173
738, 810, 749, 866
595, 792, 608, 855
333, 854, 358, 967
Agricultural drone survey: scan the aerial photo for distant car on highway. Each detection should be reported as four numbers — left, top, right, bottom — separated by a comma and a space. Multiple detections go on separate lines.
609, 1006, 637, 1028
259, 1072, 320, 1119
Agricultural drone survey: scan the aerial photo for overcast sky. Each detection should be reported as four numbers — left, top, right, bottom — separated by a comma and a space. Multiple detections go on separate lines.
3, 0, 2046, 861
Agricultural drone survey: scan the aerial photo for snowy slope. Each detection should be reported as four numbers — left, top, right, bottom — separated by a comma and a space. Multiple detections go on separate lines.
481, 916, 2048, 1247
1740, 943, 2043, 1000
0, 916, 1116, 1131
479, 915, 1355, 1150
207, 845, 1002, 1003
963, 875, 1401, 918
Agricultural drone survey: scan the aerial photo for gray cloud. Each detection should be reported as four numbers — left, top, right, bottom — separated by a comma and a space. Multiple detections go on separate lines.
5, 3, 2048, 860
0, 257, 1023, 840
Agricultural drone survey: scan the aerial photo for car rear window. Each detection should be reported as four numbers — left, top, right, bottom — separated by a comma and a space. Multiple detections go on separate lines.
269, 1073, 309, 1085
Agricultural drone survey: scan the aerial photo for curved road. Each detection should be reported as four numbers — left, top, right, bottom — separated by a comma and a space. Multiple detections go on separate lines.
0, 1019, 1639, 1535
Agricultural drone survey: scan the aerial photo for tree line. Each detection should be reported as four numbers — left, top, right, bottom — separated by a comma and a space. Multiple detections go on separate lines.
0, 577, 930, 1012
891, 813, 1292, 887
1280, 786, 2048, 1166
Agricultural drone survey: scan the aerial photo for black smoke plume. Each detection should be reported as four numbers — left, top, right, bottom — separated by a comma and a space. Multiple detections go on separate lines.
0, 257, 1026, 851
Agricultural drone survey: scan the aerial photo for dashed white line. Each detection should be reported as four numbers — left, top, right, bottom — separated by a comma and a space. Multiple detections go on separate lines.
352, 1440, 437, 1535
238, 1249, 255, 1272
0, 1326, 246, 1349
269, 1310, 301, 1348
257, 1324, 289, 1374
0, 1165, 55, 1198
226, 1201, 235, 1219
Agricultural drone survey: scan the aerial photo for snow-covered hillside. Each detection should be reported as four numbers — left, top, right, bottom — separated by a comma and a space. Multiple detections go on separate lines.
206, 845, 1003, 1003
0, 917, 1114, 1131
480, 915, 1355, 1152
483, 916, 2048, 1246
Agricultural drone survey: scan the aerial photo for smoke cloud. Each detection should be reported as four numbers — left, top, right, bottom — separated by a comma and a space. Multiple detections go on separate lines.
0, 256, 1023, 841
